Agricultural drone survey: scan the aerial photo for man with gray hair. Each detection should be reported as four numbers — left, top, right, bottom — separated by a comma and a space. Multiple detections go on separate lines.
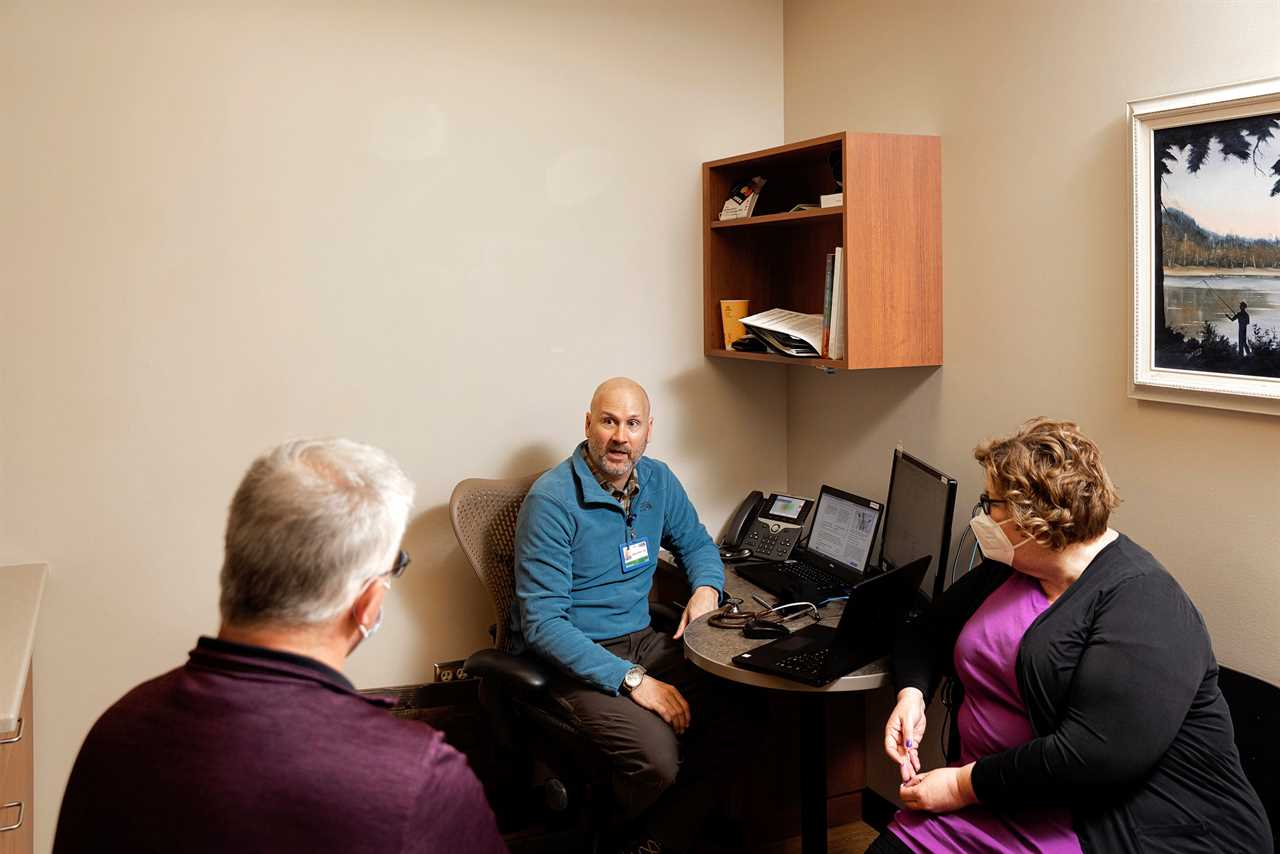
54, 438, 506, 854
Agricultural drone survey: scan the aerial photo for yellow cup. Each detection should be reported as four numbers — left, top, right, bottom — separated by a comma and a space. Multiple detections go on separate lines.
720, 299, 750, 348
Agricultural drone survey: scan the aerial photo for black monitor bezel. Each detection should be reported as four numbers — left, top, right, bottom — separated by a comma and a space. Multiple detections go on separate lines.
877, 448, 958, 602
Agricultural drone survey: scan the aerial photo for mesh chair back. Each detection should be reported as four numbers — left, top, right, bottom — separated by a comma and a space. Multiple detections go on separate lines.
450, 472, 543, 652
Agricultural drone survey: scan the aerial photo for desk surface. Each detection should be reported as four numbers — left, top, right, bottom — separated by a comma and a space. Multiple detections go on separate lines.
0, 562, 47, 732
682, 564, 890, 693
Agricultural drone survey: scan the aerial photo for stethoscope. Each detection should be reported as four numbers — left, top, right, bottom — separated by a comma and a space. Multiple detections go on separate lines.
706, 595, 822, 629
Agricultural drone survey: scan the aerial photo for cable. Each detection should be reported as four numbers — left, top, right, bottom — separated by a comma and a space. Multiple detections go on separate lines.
939, 677, 957, 760
706, 598, 819, 629
942, 501, 986, 593
944, 519, 974, 592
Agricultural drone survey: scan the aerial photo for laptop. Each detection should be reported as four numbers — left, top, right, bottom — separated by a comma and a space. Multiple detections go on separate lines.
735, 484, 883, 602
731, 556, 930, 687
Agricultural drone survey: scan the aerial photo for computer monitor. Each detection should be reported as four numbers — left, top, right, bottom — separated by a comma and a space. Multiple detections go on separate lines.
877, 448, 958, 602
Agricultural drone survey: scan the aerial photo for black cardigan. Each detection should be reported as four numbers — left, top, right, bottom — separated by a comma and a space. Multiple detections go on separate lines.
893, 534, 1272, 853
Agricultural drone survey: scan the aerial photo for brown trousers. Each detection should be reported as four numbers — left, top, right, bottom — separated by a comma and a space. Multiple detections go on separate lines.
548, 626, 741, 851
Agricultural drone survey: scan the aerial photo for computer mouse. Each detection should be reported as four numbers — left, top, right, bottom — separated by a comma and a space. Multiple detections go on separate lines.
742, 617, 791, 639
719, 546, 752, 562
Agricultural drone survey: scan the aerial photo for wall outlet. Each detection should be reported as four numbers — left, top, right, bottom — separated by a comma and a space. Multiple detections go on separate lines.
433, 659, 472, 683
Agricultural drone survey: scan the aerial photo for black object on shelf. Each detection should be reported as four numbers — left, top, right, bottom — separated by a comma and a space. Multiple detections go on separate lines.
731, 334, 768, 353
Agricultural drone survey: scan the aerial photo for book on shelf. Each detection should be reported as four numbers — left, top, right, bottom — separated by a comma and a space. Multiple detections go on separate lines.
820, 192, 843, 208
719, 176, 766, 220
738, 308, 823, 357
821, 252, 835, 356
828, 247, 846, 359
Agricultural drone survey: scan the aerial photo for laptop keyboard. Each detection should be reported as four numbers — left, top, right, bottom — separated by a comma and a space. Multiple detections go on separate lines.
775, 561, 849, 596
776, 646, 832, 677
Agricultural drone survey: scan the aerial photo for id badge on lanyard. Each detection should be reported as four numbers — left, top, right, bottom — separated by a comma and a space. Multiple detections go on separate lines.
620, 537, 652, 573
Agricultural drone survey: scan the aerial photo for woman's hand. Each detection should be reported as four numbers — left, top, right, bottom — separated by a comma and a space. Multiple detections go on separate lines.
899, 763, 977, 813
884, 687, 927, 782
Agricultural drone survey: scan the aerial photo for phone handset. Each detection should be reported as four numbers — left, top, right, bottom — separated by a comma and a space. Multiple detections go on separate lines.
719, 490, 764, 560
719, 491, 814, 562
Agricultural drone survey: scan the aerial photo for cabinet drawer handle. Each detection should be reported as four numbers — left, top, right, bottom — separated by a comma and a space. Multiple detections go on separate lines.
0, 801, 22, 833
0, 718, 21, 745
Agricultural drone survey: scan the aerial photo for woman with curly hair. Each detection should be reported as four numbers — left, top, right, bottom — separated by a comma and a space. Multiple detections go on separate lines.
868, 418, 1271, 854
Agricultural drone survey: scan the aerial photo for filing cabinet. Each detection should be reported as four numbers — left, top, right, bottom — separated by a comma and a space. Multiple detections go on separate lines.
0, 665, 33, 854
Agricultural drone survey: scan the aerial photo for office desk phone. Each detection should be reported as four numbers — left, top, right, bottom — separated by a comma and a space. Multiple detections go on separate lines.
722, 491, 815, 561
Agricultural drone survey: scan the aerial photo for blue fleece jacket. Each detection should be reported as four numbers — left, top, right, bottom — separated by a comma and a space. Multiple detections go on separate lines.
511, 444, 724, 693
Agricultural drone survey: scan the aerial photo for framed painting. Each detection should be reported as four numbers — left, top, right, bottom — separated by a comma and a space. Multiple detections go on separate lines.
1130, 77, 1280, 415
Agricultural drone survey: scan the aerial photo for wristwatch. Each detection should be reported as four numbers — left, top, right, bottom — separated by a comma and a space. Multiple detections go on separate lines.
620, 665, 646, 695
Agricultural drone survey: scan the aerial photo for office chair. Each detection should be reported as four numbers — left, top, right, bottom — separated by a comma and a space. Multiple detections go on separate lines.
1218, 665, 1278, 850
450, 474, 681, 827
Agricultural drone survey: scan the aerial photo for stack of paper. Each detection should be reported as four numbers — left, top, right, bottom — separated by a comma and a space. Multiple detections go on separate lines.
739, 309, 823, 357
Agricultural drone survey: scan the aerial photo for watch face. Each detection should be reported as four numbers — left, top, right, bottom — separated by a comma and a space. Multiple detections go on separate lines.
625, 668, 643, 689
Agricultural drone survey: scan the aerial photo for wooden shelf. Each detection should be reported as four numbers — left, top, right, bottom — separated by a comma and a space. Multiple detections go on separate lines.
702, 131, 942, 371
707, 348, 847, 369
710, 206, 843, 230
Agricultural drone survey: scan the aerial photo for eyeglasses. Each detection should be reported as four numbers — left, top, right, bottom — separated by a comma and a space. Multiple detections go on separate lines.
977, 493, 1007, 514
390, 549, 411, 578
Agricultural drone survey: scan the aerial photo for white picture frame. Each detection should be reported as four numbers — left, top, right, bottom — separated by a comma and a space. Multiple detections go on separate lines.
1129, 77, 1280, 416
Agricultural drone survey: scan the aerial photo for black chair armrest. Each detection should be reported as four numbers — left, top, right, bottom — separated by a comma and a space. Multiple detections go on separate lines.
465, 648, 554, 695
649, 601, 682, 633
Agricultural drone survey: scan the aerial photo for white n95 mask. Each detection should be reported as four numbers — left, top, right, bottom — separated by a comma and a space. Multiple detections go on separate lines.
358, 610, 384, 640
355, 577, 392, 642
969, 512, 1030, 565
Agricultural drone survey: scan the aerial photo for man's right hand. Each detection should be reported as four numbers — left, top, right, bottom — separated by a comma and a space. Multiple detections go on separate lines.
884, 687, 927, 782
628, 676, 691, 734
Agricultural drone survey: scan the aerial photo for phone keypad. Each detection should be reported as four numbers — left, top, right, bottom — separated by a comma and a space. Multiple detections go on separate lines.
744, 523, 799, 560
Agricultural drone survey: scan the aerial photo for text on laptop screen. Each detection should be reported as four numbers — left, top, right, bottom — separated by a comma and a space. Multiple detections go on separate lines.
768, 495, 806, 519
808, 492, 880, 570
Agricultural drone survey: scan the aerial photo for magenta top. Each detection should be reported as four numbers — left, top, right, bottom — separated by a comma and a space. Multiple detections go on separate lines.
888, 573, 1081, 853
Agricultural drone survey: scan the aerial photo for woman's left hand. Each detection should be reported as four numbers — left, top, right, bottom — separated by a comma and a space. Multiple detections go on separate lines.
898, 763, 977, 813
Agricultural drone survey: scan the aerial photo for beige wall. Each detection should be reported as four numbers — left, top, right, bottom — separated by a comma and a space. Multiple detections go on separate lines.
783, 0, 1280, 800
0, 3, 788, 849
9, 0, 1278, 846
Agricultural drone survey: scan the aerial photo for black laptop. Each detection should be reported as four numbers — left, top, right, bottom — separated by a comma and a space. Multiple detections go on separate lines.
735, 484, 883, 602
731, 556, 930, 687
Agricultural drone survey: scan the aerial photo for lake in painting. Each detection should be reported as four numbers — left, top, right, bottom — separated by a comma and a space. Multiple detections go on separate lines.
1163, 272, 1280, 341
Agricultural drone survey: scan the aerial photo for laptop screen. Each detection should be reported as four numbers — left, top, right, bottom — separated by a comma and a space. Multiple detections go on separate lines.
806, 487, 881, 572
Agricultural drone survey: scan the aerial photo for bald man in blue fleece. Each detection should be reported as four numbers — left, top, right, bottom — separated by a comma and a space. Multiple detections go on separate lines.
512, 377, 738, 854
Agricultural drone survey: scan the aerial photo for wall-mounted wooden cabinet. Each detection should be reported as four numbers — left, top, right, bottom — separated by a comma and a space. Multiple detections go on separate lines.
703, 131, 942, 370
